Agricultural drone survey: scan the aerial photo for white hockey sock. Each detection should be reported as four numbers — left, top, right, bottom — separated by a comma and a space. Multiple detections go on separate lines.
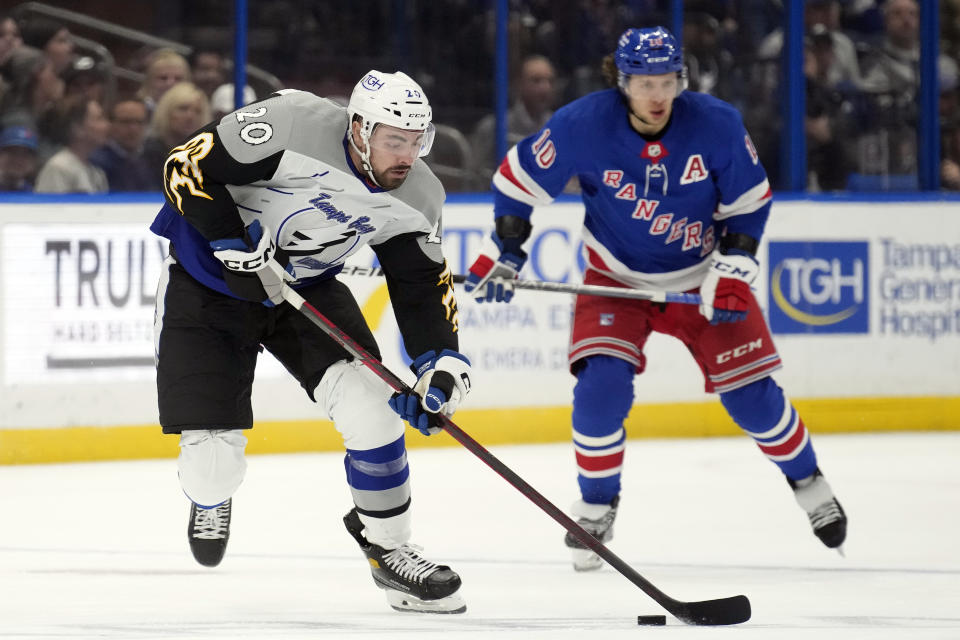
357, 510, 412, 550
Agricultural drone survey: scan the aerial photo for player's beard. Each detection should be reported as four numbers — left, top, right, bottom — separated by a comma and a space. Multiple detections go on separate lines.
374, 164, 413, 190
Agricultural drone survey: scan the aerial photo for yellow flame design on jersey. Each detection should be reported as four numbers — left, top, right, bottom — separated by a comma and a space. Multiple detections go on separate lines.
438, 262, 460, 332
164, 132, 215, 213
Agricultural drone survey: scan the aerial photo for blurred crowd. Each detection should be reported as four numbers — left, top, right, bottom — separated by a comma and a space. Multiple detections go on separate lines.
0, 0, 958, 193
0, 11, 250, 193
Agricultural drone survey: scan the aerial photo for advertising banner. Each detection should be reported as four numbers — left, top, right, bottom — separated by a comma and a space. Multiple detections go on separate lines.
3, 223, 167, 383
1, 199, 958, 431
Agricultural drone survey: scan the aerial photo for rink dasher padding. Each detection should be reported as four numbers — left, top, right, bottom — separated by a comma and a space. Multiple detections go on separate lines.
1, 196, 959, 464
2, 396, 958, 465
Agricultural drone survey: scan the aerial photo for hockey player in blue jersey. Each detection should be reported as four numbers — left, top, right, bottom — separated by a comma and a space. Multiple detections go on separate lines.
465, 26, 848, 569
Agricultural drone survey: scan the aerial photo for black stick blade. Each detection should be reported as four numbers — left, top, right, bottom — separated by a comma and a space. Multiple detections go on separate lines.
669, 594, 751, 626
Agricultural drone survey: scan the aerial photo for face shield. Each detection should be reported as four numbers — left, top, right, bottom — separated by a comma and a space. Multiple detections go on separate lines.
623, 73, 682, 100
367, 122, 436, 158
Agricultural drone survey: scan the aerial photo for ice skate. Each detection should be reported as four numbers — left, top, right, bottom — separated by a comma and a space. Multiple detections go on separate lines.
564, 496, 619, 571
343, 508, 465, 614
788, 468, 847, 552
188, 499, 232, 567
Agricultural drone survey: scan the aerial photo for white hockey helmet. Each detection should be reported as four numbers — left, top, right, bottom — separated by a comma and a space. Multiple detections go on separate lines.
347, 70, 435, 158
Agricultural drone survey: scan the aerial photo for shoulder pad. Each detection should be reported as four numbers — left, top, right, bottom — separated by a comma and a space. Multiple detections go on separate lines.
215, 91, 324, 164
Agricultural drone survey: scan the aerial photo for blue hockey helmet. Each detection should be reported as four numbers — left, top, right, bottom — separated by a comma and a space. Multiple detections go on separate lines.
615, 26, 684, 76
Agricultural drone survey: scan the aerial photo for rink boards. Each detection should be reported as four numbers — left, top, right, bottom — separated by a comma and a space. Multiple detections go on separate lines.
1, 195, 958, 463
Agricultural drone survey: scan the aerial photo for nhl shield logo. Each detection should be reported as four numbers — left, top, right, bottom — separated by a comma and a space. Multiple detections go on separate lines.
641, 142, 669, 164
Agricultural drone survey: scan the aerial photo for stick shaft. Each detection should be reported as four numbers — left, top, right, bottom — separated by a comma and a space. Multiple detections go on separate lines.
280, 284, 748, 625
337, 265, 701, 305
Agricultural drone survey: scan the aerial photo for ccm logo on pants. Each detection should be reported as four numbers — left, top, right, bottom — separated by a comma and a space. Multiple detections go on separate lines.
716, 339, 763, 364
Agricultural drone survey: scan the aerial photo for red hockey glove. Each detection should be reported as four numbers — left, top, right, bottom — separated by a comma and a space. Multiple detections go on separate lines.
699, 250, 759, 324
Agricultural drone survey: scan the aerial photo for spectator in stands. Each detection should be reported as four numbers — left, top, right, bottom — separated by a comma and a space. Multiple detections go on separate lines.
90, 98, 154, 191
141, 81, 210, 180
804, 39, 854, 191
942, 119, 960, 190
944, 0, 960, 61
19, 17, 73, 76
470, 54, 557, 185
0, 46, 64, 163
854, 0, 959, 180
758, 0, 863, 90
0, 14, 22, 70
0, 124, 38, 191
210, 83, 257, 120
683, 11, 738, 102
860, 0, 959, 94
189, 48, 227, 99
733, 0, 782, 57
940, 63, 960, 190
136, 49, 190, 118
532, 1, 646, 101
0, 15, 22, 109
63, 56, 108, 106
34, 96, 109, 193
189, 46, 258, 120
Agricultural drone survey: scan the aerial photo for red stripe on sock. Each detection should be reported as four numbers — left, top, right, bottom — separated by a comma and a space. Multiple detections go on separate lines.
758, 419, 807, 457
576, 450, 624, 472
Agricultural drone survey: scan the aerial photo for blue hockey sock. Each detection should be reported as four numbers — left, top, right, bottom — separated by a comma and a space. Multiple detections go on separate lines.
343, 434, 411, 518
572, 356, 635, 504
720, 377, 817, 480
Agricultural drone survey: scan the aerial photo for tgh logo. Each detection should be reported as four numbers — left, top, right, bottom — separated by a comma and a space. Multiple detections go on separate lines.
768, 241, 870, 334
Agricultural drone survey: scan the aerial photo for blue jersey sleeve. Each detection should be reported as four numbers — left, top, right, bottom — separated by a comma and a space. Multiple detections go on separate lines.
491, 104, 582, 220
710, 109, 772, 242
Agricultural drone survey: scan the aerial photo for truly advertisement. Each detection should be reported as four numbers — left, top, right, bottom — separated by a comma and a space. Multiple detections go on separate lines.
2, 224, 168, 383
767, 241, 870, 334
1, 215, 588, 391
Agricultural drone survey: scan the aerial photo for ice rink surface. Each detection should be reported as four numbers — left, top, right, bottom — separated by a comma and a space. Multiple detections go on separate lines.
2, 431, 958, 639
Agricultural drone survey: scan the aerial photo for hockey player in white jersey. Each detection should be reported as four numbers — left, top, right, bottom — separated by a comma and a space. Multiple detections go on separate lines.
150, 70, 469, 613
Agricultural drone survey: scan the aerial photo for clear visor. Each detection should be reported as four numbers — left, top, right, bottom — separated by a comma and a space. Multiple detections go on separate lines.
624, 73, 681, 98
368, 122, 435, 158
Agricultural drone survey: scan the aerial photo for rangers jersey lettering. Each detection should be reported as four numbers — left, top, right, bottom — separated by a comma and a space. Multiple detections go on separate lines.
492, 89, 772, 292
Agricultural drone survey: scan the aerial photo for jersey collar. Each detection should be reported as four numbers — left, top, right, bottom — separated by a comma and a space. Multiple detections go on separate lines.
342, 134, 386, 193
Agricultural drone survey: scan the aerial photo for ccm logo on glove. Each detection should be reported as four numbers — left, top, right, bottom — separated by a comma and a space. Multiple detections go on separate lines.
218, 247, 274, 272
698, 250, 759, 325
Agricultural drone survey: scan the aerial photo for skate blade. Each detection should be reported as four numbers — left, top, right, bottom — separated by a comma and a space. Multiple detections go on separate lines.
835, 545, 846, 558
385, 589, 466, 614
571, 548, 603, 572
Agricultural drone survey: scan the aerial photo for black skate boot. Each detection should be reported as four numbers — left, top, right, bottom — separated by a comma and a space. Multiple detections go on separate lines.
188, 499, 231, 567
343, 508, 465, 613
788, 468, 847, 551
564, 496, 619, 571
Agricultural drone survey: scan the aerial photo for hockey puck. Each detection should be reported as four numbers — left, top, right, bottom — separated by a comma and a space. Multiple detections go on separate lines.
637, 615, 667, 626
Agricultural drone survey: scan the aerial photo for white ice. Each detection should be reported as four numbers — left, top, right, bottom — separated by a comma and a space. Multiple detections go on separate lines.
2, 431, 958, 639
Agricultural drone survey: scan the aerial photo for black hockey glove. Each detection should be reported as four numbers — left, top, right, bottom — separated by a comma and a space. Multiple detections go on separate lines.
210, 220, 293, 306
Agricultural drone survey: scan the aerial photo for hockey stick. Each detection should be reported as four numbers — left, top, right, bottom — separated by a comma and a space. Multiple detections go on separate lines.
280, 284, 750, 626
337, 265, 701, 305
